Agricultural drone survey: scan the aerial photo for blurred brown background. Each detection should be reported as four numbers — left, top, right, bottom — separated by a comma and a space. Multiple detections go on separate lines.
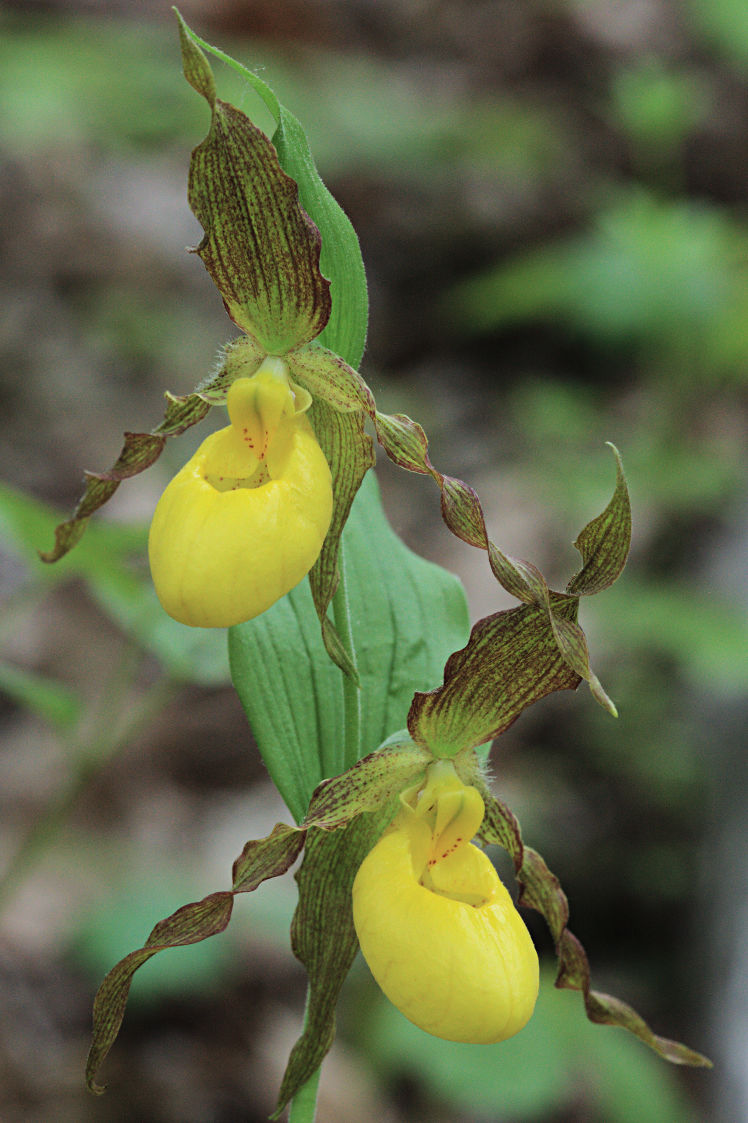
1, 0, 746, 1120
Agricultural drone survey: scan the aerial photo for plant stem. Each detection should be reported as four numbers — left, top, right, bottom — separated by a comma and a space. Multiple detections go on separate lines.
287, 1061, 321, 1123
286, 540, 361, 1123
331, 537, 362, 770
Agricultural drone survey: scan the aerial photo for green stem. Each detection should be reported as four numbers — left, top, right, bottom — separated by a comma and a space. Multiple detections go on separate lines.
287, 540, 360, 1123
287, 1060, 321, 1123
332, 538, 362, 769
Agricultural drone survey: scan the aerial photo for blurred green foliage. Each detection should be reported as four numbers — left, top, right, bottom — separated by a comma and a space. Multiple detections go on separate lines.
0, 482, 230, 686
449, 187, 748, 383
610, 59, 709, 161
688, 0, 748, 70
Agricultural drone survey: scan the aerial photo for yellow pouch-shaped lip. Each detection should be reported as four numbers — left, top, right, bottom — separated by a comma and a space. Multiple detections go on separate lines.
148, 366, 332, 628
352, 770, 539, 1044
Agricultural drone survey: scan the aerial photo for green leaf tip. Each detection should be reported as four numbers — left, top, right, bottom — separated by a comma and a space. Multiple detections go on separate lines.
174, 8, 216, 107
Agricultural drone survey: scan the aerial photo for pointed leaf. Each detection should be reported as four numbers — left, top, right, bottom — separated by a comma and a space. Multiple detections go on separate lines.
178, 18, 331, 352
472, 779, 712, 1069
273, 109, 368, 369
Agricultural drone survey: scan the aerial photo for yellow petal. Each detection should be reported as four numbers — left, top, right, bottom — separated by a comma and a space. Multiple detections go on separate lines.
352, 770, 539, 1044
148, 400, 332, 628
227, 358, 298, 460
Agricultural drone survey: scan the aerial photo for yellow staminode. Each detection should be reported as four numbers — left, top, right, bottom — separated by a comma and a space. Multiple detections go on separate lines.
148, 357, 333, 627
352, 761, 539, 1043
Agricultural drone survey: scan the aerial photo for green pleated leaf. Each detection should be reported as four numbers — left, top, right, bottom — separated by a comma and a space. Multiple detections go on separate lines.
229, 580, 343, 826
273, 109, 368, 369
177, 16, 331, 353
228, 471, 470, 822
464, 769, 712, 1070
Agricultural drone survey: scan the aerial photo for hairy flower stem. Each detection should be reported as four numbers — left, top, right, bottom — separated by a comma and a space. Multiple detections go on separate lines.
287, 539, 361, 1122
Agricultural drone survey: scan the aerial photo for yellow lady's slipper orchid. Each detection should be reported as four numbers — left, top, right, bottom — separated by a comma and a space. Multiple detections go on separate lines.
148, 358, 333, 627
352, 761, 539, 1043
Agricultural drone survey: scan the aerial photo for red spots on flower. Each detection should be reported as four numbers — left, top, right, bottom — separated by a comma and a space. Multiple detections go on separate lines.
428, 836, 463, 865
